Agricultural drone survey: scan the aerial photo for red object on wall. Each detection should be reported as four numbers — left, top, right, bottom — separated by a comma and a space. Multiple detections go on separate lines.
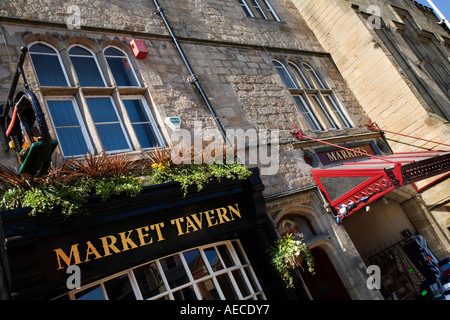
129, 39, 148, 59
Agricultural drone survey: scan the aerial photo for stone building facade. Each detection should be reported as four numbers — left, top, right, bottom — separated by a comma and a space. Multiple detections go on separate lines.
0, 0, 447, 300
292, 0, 450, 261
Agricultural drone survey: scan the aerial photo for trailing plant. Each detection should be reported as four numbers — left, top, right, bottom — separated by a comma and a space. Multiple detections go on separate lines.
142, 161, 251, 195
268, 233, 315, 289
0, 149, 252, 217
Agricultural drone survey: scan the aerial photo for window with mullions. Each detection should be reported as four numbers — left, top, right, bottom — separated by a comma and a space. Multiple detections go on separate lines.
237, 0, 280, 21
272, 59, 352, 132
29, 41, 165, 157
62, 240, 266, 300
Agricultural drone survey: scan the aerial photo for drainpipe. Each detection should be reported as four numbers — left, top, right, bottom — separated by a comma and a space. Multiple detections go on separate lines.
151, 0, 228, 143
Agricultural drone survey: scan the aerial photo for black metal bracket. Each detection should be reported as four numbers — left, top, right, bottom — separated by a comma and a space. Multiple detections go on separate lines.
0, 46, 29, 151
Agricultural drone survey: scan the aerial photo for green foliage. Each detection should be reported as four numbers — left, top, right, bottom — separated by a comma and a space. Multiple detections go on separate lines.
0, 150, 251, 218
142, 161, 252, 195
268, 233, 315, 289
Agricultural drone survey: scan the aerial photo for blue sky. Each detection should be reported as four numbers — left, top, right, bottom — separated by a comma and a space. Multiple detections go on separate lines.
413, 0, 450, 20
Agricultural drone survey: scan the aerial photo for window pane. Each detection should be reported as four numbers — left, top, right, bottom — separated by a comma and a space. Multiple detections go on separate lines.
244, 267, 259, 293
309, 94, 338, 130
104, 47, 139, 87
232, 269, 251, 297
232, 241, 247, 265
204, 247, 224, 272
30, 51, 68, 86
290, 63, 311, 89
238, 0, 253, 17
273, 61, 298, 89
133, 262, 167, 300
46, 100, 90, 156
197, 279, 221, 300
74, 285, 105, 300
183, 249, 209, 280
70, 53, 105, 87
29, 43, 55, 54
96, 123, 130, 151
217, 274, 238, 299
86, 97, 130, 152
172, 286, 197, 300
86, 97, 118, 123
293, 96, 323, 131
326, 95, 351, 128
305, 64, 327, 89
217, 245, 235, 268
57, 128, 90, 157
160, 254, 189, 289
104, 274, 136, 300
123, 99, 162, 149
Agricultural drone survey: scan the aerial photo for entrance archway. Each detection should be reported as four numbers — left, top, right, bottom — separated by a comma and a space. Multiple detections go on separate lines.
298, 247, 351, 300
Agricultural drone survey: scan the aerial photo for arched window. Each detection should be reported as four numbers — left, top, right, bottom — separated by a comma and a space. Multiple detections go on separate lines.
69, 46, 106, 87
277, 216, 315, 240
30, 40, 165, 158
289, 62, 311, 89
304, 63, 327, 89
104, 47, 140, 87
273, 59, 352, 131
29, 43, 69, 86
272, 60, 298, 89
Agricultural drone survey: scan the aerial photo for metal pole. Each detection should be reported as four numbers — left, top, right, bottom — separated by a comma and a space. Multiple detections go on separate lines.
427, 0, 450, 30
151, 0, 228, 143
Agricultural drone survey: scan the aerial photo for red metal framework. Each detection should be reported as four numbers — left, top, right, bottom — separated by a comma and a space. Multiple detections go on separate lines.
291, 123, 450, 222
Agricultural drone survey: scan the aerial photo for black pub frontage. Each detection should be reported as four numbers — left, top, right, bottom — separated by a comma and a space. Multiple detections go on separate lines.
0, 168, 289, 300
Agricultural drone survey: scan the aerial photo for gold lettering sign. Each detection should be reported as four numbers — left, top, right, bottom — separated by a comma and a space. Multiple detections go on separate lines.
53, 203, 242, 270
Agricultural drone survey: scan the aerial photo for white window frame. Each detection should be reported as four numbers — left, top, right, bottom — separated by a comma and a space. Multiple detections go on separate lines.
64, 240, 266, 301
68, 44, 108, 87
29, 42, 71, 87
103, 46, 141, 88
121, 96, 166, 150
85, 96, 133, 154
44, 96, 95, 158
261, 0, 280, 21
238, 0, 255, 17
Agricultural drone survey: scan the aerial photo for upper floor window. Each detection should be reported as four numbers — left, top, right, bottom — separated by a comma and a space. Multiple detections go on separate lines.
237, 0, 280, 22
29, 42, 165, 158
273, 59, 352, 132
69, 46, 106, 87
104, 47, 140, 87
29, 43, 69, 87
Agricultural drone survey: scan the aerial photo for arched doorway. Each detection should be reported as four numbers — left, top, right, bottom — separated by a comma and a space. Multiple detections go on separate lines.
277, 214, 351, 300
297, 247, 351, 300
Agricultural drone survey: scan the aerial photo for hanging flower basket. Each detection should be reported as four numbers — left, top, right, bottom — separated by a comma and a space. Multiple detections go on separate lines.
268, 233, 315, 289
286, 253, 304, 270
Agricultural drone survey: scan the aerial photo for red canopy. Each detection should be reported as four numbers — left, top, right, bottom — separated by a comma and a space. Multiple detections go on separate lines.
312, 150, 450, 220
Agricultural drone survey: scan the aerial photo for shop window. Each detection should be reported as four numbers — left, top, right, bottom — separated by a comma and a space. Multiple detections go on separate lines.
29, 43, 69, 87
64, 240, 265, 300
104, 47, 140, 87
272, 59, 352, 132
237, 0, 280, 21
28, 41, 165, 157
